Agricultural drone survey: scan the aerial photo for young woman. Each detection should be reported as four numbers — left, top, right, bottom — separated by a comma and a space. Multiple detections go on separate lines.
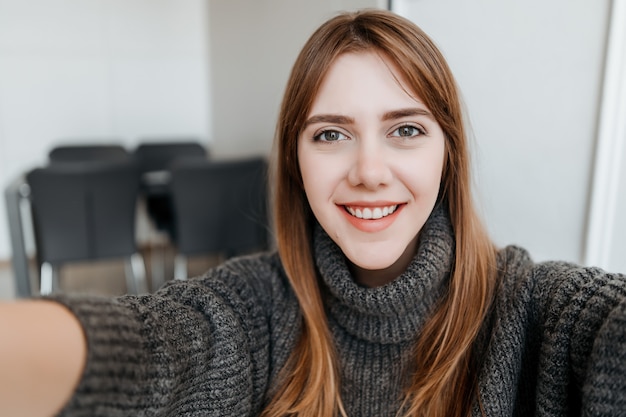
1, 9, 625, 417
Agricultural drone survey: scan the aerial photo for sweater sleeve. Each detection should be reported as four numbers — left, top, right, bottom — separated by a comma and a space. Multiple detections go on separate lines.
48, 255, 276, 417
582, 289, 626, 415
532, 262, 626, 415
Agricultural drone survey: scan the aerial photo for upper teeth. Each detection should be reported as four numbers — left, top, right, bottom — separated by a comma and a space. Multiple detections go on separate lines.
346, 205, 398, 219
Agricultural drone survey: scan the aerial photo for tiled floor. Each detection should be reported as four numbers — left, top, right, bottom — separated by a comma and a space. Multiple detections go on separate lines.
0, 246, 221, 300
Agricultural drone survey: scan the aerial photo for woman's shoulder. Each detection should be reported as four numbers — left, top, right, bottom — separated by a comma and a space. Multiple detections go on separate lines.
174, 250, 294, 307
502, 245, 623, 288
496, 244, 625, 287
209, 250, 284, 278
214, 250, 288, 287
495, 244, 626, 318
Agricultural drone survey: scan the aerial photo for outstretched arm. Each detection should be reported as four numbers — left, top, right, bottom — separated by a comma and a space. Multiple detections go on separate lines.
0, 300, 86, 417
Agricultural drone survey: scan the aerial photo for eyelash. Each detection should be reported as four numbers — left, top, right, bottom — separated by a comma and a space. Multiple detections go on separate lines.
312, 129, 348, 142
311, 124, 426, 143
390, 124, 426, 138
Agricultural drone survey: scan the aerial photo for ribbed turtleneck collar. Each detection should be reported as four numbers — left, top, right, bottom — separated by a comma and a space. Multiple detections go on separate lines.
314, 205, 455, 344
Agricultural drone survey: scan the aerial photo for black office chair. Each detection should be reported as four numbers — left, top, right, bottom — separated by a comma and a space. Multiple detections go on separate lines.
26, 161, 147, 295
133, 141, 208, 174
132, 141, 209, 288
48, 144, 131, 164
169, 157, 270, 279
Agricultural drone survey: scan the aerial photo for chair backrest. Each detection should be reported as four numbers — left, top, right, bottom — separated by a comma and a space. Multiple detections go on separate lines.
133, 141, 208, 174
170, 157, 269, 257
48, 144, 130, 164
26, 161, 141, 265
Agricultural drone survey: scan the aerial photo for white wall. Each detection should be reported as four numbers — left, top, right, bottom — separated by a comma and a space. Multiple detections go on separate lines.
394, 0, 613, 265
207, 0, 386, 158
0, 0, 212, 259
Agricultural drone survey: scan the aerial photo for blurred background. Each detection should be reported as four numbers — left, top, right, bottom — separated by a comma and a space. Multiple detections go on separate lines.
0, 0, 624, 299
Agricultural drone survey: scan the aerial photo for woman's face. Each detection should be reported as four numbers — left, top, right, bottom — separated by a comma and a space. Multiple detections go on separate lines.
297, 51, 446, 287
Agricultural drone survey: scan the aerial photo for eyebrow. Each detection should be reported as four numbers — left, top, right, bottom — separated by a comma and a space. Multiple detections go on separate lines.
303, 107, 434, 130
302, 114, 355, 129
381, 108, 434, 121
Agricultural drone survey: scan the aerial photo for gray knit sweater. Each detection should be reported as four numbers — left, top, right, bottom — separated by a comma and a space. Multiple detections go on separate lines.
53, 208, 626, 416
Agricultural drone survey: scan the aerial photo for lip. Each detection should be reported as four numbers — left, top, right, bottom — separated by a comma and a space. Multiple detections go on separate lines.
338, 201, 404, 233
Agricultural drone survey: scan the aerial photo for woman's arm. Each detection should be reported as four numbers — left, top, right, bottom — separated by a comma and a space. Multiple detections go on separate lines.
0, 300, 86, 417
0, 255, 280, 416
531, 262, 626, 414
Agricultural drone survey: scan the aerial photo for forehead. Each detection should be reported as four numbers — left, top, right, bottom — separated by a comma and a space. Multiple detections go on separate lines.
309, 51, 422, 115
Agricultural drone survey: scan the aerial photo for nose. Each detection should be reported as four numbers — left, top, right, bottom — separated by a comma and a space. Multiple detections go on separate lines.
347, 141, 393, 189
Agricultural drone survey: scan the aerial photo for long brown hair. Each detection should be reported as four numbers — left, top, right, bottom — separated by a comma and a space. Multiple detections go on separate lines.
264, 9, 497, 417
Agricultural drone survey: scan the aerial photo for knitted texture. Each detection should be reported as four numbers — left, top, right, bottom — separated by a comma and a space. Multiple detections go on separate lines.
52, 209, 626, 416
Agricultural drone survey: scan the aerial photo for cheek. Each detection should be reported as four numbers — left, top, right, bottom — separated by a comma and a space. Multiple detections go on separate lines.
299, 153, 333, 212
398, 149, 445, 193
297, 145, 315, 189
299, 150, 348, 196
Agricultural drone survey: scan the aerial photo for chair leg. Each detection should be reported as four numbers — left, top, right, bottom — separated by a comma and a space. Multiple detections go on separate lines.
40, 262, 53, 295
124, 253, 148, 294
150, 244, 166, 291
174, 254, 187, 280
123, 259, 135, 294
40, 262, 60, 295
52, 266, 60, 293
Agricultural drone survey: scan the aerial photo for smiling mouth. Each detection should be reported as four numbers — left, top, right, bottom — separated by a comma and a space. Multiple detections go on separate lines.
344, 204, 398, 220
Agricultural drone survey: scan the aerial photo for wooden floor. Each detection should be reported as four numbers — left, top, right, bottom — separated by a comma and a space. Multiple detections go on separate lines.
0, 244, 222, 300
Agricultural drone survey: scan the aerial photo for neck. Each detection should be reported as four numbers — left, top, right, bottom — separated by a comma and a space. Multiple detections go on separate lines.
349, 235, 419, 287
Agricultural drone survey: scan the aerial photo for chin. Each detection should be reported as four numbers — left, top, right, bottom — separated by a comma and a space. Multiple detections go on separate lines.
345, 250, 405, 272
